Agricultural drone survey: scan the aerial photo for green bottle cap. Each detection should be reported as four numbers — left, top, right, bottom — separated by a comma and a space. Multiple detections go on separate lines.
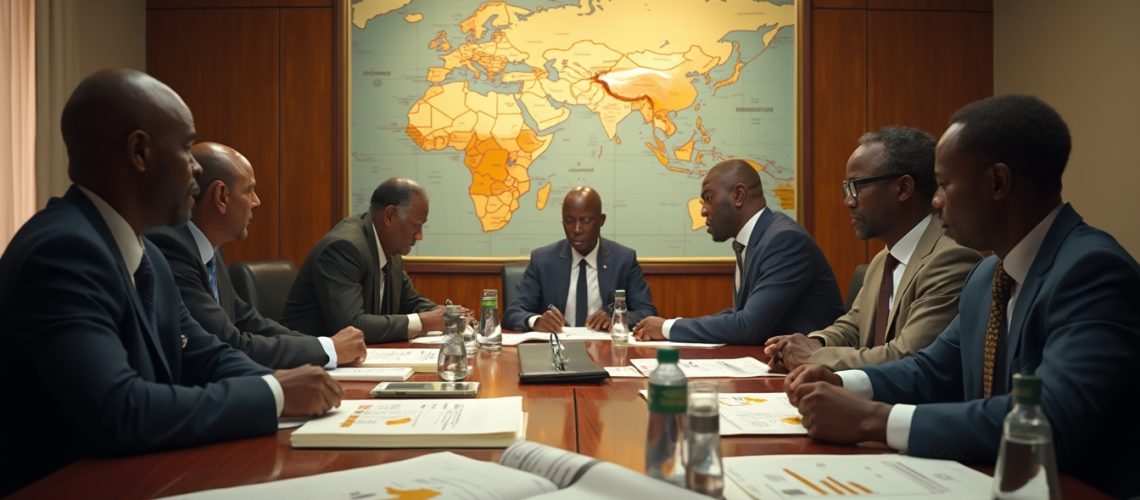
1012, 373, 1042, 405
615, 289, 626, 298
656, 348, 679, 363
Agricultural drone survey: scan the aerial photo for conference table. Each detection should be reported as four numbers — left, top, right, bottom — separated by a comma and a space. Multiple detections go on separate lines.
15, 342, 1107, 498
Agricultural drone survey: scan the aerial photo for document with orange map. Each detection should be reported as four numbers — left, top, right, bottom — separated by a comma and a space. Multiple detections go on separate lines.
163, 440, 705, 500
290, 396, 525, 448
639, 391, 807, 435
722, 454, 991, 499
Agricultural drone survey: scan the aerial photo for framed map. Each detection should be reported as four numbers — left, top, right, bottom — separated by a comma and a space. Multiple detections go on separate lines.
349, 0, 797, 258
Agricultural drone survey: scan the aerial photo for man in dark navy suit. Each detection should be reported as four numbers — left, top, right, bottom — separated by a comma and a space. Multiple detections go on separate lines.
503, 186, 656, 332
0, 69, 341, 495
634, 159, 844, 344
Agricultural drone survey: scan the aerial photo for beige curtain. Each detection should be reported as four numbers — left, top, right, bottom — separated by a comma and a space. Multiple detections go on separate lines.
1, 0, 37, 250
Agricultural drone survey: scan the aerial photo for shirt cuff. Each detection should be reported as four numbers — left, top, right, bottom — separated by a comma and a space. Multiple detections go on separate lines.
662, 318, 677, 339
406, 313, 423, 337
836, 370, 873, 399
527, 315, 539, 329
886, 404, 916, 452
317, 336, 337, 369
261, 374, 284, 417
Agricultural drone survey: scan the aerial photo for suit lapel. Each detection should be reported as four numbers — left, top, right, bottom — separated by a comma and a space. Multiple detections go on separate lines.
596, 238, 614, 308
859, 250, 887, 347
884, 218, 942, 337
739, 210, 774, 309
554, 241, 572, 310
215, 249, 236, 317
1006, 205, 1079, 367
67, 187, 172, 379
361, 215, 385, 314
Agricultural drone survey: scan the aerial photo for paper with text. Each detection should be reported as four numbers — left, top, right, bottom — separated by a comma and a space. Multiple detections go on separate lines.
637, 391, 806, 435
723, 454, 992, 499
631, 357, 775, 378
361, 348, 439, 372
326, 367, 414, 381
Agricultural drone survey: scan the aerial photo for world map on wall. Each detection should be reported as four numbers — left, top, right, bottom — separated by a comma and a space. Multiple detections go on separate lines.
350, 0, 796, 257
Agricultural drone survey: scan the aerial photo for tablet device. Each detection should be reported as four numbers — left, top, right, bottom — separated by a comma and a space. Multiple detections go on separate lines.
369, 381, 480, 398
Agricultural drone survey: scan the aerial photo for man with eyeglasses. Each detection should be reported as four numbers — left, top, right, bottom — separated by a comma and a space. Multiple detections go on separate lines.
632, 158, 844, 344
503, 186, 657, 332
764, 127, 980, 372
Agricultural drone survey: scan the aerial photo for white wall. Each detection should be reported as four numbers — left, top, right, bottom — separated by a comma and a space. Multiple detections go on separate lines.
995, 0, 1140, 257
35, 0, 146, 206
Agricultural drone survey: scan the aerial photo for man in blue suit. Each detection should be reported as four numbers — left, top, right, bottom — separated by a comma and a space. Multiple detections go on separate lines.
786, 95, 1140, 498
0, 69, 342, 495
633, 159, 844, 344
503, 186, 656, 332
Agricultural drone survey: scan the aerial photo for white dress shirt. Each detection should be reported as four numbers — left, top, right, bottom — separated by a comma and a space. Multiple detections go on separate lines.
883, 214, 931, 312
527, 241, 603, 329
837, 204, 1063, 451
76, 185, 283, 416
187, 222, 337, 368
661, 207, 767, 339
372, 222, 423, 335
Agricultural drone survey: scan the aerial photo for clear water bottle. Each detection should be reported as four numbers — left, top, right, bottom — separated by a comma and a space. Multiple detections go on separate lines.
686, 381, 724, 496
462, 310, 478, 354
477, 289, 501, 352
646, 348, 686, 487
610, 289, 630, 344
436, 305, 469, 381
993, 373, 1060, 499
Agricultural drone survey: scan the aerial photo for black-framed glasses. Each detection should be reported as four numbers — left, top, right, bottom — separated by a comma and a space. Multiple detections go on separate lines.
842, 173, 903, 200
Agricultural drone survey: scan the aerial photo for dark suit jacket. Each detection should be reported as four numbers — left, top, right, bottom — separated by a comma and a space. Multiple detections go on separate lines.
146, 225, 330, 368
0, 187, 277, 495
859, 205, 1140, 498
502, 238, 657, 330
670, 210, 844, 344
281, 213, 436, 343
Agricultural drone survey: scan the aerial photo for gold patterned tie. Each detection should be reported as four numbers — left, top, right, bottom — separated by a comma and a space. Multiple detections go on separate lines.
982, 261, 1015, 398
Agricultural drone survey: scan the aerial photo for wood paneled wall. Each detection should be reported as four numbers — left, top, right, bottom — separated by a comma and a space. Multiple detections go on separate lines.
146, 0, 345, 264
145, 0, 991, 319
802, 0, 992, 293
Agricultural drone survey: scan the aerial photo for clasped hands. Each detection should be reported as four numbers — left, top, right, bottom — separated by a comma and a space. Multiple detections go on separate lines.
784, 364, 891, 445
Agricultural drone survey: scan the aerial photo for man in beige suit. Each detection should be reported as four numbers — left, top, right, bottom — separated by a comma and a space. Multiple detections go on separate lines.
765, 127, 980, 371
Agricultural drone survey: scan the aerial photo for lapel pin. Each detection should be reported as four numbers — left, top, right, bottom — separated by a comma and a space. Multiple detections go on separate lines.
181, 334, 188, 349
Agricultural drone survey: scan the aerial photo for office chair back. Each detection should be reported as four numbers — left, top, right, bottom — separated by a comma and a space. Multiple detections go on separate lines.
846, 263, 869, 311
501, 261, 529, 311
229, 260, 298, 323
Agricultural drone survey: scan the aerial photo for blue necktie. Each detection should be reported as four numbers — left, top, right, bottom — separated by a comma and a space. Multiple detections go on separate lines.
206, 257, 219, 302
135, 252, 157, 332
575, 259, 588, 327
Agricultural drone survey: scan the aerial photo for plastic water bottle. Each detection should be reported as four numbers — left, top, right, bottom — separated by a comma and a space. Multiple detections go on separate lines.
993, 373, 1060, 499
686, 381, 724, 496
477, 289, 501, 352
436, 305, 469, 381
610, 289, 630, 344
646, 348, 686, 487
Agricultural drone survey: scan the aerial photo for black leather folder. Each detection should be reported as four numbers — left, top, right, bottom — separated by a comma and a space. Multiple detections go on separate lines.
518, 342, 609, 384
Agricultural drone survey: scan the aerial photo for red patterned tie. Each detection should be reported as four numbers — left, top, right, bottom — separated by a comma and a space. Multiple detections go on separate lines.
873, 254, 899, 346
982, 261, 1015, 398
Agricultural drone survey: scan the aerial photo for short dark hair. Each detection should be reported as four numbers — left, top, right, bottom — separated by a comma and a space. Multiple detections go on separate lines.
949, 95, 1070, 193
859, 126, 937, 200
369, 177, 425, 216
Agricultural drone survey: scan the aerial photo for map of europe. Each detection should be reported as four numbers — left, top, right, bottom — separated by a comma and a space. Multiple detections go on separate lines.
351, 0, 796, 257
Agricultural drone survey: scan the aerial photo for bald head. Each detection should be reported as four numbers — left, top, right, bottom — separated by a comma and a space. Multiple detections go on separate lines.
699, 158, 767, 242
59, 68, 200, 233
192, 142, 249, 203
562, 186, 606, 256
190, 142, 260, 246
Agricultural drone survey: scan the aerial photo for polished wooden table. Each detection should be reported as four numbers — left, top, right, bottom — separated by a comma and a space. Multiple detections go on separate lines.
15, 342, 1107, 498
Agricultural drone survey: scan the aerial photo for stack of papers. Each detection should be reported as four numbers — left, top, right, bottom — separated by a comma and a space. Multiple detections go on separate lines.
631, 357, 776, 378
290, 396, 526, 448
360, 348, 438, 372
637, 391, 806, 435
326, 367, 414, 381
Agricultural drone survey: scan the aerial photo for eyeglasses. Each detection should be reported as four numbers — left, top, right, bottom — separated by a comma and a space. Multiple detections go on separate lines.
549, 332, 567, 371
842, 173, 903, 200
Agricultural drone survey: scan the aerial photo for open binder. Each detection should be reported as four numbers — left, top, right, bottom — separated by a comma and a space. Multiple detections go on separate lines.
517, 341, 609, 384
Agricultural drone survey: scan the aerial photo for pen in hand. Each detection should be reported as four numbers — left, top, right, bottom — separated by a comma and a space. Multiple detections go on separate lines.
545, 304, 567, 333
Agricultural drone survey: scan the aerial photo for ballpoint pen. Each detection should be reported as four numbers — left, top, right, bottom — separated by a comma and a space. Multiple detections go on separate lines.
547, 304, 569, 327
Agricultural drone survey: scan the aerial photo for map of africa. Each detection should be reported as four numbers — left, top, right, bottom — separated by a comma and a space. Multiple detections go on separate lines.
350, 0, 796, 257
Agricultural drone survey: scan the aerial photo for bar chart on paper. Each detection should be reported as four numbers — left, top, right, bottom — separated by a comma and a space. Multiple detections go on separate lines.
723, 454, 991, 499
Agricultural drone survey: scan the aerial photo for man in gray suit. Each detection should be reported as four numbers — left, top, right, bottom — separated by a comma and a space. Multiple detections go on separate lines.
282, 178, 442, 343
147, 142, 367, 368
764, 127, 980, 371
